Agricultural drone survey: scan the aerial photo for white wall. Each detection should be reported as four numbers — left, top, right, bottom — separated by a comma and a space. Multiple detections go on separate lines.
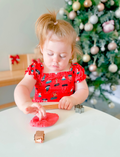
0, 0, 64, 105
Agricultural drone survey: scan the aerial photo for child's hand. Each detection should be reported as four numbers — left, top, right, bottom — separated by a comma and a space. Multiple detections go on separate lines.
59, 96, 76, 110
26, 103, 46, 120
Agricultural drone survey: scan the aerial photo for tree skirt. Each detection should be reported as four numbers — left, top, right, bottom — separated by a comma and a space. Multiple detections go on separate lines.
30, 112, 59, 127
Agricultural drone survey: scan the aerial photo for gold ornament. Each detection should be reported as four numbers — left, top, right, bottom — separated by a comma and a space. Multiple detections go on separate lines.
72, 1, 81, 11
84, 22, 93, 31
108, 102, 115, 108
111, 85, 117, 91
108, 63, 118, 73
115, 7, 120, 19
83, 54, 91, 62
84, 0, 92, 8
79, 23, 84, 30
97, 3, 105, 11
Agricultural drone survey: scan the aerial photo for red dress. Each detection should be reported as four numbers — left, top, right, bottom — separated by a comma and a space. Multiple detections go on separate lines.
25, 60, 86, 102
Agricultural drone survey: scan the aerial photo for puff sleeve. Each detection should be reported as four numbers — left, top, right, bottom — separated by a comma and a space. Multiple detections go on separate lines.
73, 63, 86, 83
25, 60, 43, 81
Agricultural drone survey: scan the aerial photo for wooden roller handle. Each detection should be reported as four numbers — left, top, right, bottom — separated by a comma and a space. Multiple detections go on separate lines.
43, 104, 59, 110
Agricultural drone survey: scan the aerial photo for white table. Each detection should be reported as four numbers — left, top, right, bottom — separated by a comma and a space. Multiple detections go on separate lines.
0, 105, 120, 157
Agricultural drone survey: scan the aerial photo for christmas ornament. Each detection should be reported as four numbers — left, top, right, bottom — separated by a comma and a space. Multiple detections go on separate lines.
95, 90, 100, 96
100, 0, 108, 2
102, 20, 114, 33
84, 22, 93, 31
97, 3, 105, 12
68, 11, 76, 20
76, 36, 80, 41
118, 70, 120, 74
108, 41, 117, 50
92, 71, 99, 76
79, 23, 84, 29
118, 79, 120, 85
101, 46, 105, 51
90, 99, 97, 105
111, 85, 117, 91
72, 1, 81, 11
89, 64, 97, 72
89, 14, 98, 24
59, 8, 65, 15
84, 0, 92, 8
108, 102, 115, 108
115, 48, 118, 53
68, 0, 72, 5
108, 63, 118, 73
90, 45, 99, 55
100, 40, 106, 51
110, 0, 114, 6
115, 7, 120, 18
83, 54, 91, 62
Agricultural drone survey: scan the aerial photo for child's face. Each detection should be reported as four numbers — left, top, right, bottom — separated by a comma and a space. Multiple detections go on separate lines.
41, 33, 72, 72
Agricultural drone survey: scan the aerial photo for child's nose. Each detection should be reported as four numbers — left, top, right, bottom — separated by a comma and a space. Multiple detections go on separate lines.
53, 55, 59, 62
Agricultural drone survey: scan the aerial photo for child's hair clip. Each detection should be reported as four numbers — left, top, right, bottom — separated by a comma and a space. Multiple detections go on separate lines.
54, 21, 58, 25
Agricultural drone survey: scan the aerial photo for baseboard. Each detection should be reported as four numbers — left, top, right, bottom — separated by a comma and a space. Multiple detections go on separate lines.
0, 102, 16, 110
0, 97, 33, 110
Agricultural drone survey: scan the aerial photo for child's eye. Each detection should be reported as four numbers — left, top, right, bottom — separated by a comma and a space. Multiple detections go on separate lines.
48, 53, 53, 56
60, 55, 66, 58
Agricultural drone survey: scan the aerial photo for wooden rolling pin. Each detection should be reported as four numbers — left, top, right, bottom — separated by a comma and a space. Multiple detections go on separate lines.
43, 104, 59, 110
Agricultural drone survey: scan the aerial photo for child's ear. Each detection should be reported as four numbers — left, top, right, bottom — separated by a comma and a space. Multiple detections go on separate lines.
39, 45, 43, 54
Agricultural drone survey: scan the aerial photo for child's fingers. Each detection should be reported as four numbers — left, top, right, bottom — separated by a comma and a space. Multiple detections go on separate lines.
59, 98, 68, 109
67, 103, 72, 110
31, 103, 42, 109
26, 106, 38, 114
41, 107, 46, 117
59, 99, 64, 109
36, 110, 43, 120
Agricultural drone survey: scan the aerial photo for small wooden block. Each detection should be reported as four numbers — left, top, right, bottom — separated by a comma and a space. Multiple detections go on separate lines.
9, 54, 28, 71
34, 131, 45, 143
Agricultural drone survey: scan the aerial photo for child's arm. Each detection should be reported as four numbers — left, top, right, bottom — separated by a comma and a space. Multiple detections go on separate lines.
59, 80, 89, 110
14, 73, 46, 119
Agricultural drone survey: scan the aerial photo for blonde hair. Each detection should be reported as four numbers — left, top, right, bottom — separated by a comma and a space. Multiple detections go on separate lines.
35, 10, 82, 63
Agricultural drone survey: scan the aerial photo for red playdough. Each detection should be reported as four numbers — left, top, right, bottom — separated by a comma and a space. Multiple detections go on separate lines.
30, 112, 59, 127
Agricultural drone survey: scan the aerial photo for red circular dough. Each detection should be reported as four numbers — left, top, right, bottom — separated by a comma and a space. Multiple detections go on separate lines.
30, 112, 59, 127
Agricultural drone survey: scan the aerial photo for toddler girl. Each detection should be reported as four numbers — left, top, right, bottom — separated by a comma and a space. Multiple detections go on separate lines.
14, 11, 89, 120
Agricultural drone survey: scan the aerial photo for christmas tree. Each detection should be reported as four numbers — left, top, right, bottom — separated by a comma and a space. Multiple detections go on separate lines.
59, 0, 120, 108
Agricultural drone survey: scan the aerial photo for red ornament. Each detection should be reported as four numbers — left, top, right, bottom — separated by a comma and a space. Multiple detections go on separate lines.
102, 20, 114, 33
10, 54, 20, 64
